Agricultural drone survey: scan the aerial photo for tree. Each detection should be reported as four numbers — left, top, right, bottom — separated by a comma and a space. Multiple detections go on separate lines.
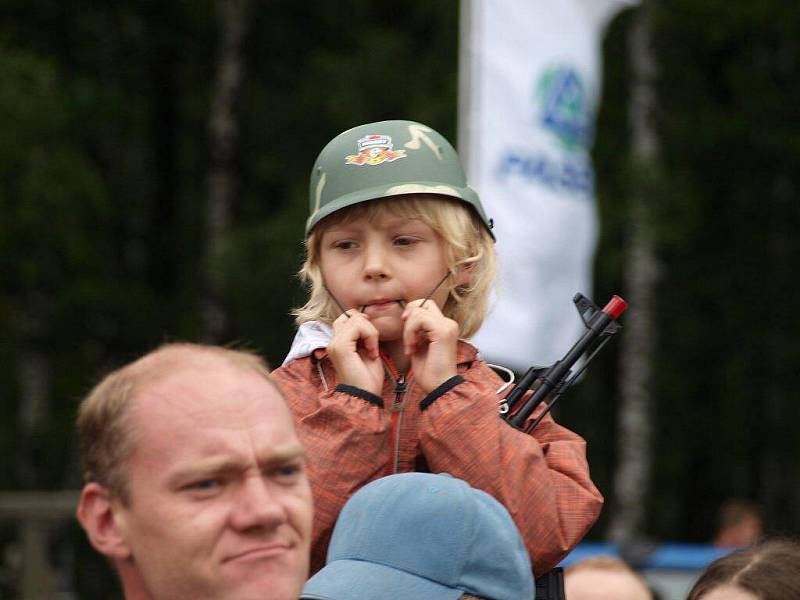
608, 1, 659, 545
203, 0, 253, 342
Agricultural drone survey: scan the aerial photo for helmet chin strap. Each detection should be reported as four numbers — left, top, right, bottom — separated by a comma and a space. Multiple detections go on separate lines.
323, 281, 353, 318
418, 272, 451, 309
393, 271, 451, 310
326, 271, 451, 319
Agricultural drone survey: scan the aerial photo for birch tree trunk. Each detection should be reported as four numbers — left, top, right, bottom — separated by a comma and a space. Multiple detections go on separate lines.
608, 1, 660, 544
16, 305, 58, 598
203, 0, 253, 342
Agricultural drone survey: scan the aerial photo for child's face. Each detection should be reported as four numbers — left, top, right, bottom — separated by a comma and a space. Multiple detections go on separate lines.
318, 213, 461, 343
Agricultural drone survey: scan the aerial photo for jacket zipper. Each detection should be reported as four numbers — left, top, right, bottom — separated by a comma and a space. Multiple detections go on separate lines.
393, 374, 407, 409
386, 373, 406, 475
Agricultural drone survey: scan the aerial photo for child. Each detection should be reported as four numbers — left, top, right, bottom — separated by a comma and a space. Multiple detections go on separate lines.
272, 120, 603, 576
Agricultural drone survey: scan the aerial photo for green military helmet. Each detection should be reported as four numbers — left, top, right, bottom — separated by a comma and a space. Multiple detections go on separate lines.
306, 119, 494, 238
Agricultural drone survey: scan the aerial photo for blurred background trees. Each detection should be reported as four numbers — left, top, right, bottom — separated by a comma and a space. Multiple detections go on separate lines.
0, 1, 798, 596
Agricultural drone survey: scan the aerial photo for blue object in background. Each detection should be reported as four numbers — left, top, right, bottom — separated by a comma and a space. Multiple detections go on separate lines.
560, 541, 731, 570
559, 542, 736, 600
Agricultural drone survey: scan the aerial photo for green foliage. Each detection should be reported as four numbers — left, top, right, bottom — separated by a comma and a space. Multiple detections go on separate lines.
1, 0, 800, 594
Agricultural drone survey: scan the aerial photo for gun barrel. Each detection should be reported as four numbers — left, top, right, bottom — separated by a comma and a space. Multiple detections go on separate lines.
603, 295, 628, 320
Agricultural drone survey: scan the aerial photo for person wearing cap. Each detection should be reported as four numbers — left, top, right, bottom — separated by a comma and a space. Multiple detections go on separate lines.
300, 473, 534, 600
271, 120, 603, 577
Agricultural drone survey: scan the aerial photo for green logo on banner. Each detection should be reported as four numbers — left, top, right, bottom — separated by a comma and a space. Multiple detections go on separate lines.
536, 66, 592, 152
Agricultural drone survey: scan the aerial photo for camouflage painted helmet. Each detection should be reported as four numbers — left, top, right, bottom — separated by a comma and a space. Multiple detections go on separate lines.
306, 120, 494, 238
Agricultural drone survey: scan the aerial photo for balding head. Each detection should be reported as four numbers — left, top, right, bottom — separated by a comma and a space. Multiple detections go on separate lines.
565, 556, 652, 600
77, 343, 274, 502
76, 343, 312, 600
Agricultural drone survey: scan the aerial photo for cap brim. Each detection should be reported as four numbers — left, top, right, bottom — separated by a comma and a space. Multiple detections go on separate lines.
301, 558, 465, 600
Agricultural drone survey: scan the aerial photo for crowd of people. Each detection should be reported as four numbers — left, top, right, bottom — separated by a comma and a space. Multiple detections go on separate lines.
74, 120, 796, 599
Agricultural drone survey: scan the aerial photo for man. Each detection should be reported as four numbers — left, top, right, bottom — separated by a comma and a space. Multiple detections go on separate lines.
712, 498, 763, 548
76, 343, 313, 600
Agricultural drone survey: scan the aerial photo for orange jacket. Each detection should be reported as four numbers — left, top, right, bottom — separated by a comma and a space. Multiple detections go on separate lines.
272, 339, 603, 576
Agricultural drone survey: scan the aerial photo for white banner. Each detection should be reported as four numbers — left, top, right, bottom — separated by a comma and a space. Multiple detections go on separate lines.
460, 0, 636, 372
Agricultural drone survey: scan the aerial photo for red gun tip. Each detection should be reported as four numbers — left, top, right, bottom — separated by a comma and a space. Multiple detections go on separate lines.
603, 295, 628, 320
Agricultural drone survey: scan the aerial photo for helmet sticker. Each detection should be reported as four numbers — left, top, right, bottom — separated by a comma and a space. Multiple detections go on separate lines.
345, 135, 407, 166
403, 123, 443, 160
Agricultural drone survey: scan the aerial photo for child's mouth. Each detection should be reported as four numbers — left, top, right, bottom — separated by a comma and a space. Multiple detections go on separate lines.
361, 299, 404, 312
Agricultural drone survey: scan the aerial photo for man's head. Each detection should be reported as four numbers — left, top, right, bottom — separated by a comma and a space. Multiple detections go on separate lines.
564, 556, 652, 600
712, 498, 763, 548
301, 472, 534, 600
76, 343, 313, 600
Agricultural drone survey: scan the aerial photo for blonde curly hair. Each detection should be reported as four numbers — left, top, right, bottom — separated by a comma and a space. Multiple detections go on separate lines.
293, 194, 496, 339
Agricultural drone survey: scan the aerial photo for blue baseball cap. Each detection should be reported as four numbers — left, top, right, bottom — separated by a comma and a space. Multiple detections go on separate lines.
301, 473, 534, 600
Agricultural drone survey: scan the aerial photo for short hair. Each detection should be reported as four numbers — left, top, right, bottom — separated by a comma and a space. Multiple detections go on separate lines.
687, 539, 800, 600
566, 555, 643, 575
566, 556, 652, 598
716, 498, 762, 532
293, 194, 497, 339
77, 343, 271, 502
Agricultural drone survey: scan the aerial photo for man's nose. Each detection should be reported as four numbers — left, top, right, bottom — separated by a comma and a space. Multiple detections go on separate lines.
230, 476, 288, 531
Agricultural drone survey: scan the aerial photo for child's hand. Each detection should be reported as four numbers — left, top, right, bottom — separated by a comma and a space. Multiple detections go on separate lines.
402, 299, 459, 394
327, 311, 384, 396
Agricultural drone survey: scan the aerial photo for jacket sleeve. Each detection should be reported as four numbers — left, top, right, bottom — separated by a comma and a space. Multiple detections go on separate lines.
416, 363, 603, 576
271, 358, 391, 574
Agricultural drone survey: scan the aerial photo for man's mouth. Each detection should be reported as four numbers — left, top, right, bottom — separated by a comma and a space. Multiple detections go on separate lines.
223, 543, 292, 564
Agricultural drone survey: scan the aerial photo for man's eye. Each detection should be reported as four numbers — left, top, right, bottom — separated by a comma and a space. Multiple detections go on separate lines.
186, 479, 221, 492
274, 464, 303, 480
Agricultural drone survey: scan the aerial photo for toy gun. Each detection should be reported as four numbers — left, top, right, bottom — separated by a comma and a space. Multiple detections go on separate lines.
501, 293, 628, 433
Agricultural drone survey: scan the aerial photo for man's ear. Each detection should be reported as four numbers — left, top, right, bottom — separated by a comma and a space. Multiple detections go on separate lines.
76, 482, 132, 560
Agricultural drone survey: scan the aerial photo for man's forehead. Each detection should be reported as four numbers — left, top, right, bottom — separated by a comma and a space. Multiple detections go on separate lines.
126, 396, 303, 498
128, 363, 293, 443
138, 356, 274, 398
184, 438, 305, 467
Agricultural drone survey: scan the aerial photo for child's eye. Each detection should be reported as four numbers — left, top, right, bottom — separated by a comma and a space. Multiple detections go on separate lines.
334, 240, 357, 250
393, 236, 418, 246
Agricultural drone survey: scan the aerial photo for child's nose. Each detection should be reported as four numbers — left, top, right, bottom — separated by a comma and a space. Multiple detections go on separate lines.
363, 246, 391, 280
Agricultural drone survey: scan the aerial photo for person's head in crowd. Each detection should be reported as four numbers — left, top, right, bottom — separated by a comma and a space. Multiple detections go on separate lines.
564, 555, 653, 600
301, 472, 534, 600
76, 343, 313, 600
712, 498, 763, 548
687, 539, 800, 600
